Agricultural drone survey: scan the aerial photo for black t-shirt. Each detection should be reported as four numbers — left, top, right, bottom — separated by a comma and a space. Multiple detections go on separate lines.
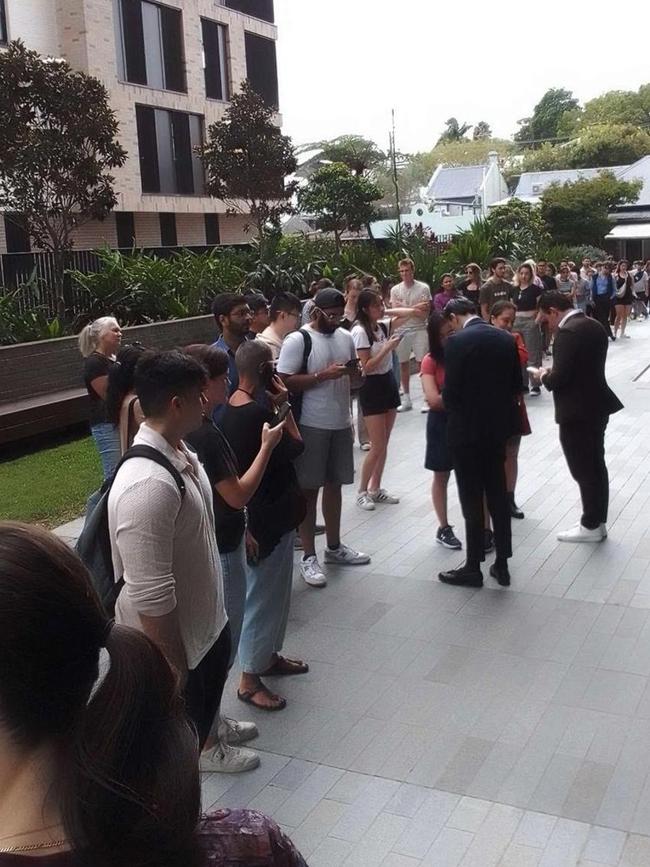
83, 352, 116, 425
516, 283, 543, 312
219, 402, 306, 560
186, 419, 246, 553
479, 278, 513, 313
540, 274, 557, 292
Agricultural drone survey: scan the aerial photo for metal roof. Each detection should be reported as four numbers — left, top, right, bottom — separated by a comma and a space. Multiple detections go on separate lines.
515, 166, 628, 197
425, 165, 486, 202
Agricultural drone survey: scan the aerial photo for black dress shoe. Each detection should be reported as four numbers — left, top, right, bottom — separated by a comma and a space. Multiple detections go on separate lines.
484, 529, 495, 553
489, 563, 511, 587
439, 567, 483, 588
508, 495, 525, 520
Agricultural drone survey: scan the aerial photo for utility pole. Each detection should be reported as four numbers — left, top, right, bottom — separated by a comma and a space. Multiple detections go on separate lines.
389, 109, 402, 234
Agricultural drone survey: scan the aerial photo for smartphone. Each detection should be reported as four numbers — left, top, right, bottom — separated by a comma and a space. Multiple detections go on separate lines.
270, 401, 291, 427
343, 359, 359, 375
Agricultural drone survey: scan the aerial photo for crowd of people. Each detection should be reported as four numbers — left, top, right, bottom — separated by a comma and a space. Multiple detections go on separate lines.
0, 251, 630, 863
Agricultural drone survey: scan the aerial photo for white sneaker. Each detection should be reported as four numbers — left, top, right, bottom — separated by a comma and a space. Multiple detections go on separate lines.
324, 543, 371, 565
357, 492, 376, 511
300, 554, 327, 587
200, 741, 260, 774
218, 715, 259, 746
420, 405, 429, 413
359, 442, 371, 451
557, 523, 606, 543
369, 488, 400, 505
397, 394, 412, 412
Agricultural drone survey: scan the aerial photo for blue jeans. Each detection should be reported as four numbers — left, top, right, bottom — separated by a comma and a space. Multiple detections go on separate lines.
239, 530, 295, 673
219, 536, 248, 669
90, 422, 121, 480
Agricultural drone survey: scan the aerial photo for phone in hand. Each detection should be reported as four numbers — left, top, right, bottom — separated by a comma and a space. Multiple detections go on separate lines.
270, 401, 291, 427
343, 359, 359, 375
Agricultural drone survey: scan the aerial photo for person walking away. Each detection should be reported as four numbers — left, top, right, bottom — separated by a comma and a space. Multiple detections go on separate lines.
184, 344, 285, 763
244, 294, 270, 338
420, 311, 462, 550
479, 258, 514, 321
220, 341, 308, 711
105, 342, 146, 455
439, 298, 522, 588
512, 263, 543, 395
257, 291, 303, 362
107, 350, 237, 771
78, 317, 122, 479
390, 258, 431, 411
614, 259, 634, 338
277, 286, 370, 589
531, 292, 623, 542
490, 300, 531, 520
433, 273, 460, 311
351, 290, 402, 511
591, 262, 617, 340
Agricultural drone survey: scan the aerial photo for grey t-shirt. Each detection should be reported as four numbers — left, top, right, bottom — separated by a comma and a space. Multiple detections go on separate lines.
277, 325, 356, 430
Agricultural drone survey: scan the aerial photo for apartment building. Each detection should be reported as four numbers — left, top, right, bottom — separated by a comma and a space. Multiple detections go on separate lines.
0, 0, 279, 253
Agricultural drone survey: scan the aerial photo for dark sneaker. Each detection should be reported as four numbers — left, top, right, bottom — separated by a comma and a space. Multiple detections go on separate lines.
438, 567, 483, 588
436, 525, 462, 550
484, 529, 495, 553
530, 385, 541, 396
489, 563, 511, 587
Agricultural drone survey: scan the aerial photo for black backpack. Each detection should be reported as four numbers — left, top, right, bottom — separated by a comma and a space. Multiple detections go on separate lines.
288, 328, 312, 422
75, 445, 186, 617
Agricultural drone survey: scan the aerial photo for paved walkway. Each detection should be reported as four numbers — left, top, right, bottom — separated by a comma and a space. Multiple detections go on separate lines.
55, 318, 650, 866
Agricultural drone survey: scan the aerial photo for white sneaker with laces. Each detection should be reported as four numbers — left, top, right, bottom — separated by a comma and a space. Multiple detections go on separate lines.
200, 740, 260, 774
356, 492, 376, 511
300, 554, 327, 587
369, 488, 400, 505
420, 405, 429, 413
324, 543, 371, 565
397, 394, 412, 412
557, 523, 605, 543
360, 442, 371, 451
218, 715, 259, 746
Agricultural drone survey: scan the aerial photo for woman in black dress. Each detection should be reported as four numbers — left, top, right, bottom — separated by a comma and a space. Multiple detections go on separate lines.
614, 259, 634, 339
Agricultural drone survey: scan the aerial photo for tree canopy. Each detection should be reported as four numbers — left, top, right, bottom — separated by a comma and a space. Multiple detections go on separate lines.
437, 117, 472, 145
202, 80, 297, 242
514, 88, 580, 147
296, 135, 386, 178
473, 121, 492, 140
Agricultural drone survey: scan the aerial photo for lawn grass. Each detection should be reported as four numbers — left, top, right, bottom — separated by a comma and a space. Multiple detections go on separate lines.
0, 435, 102, 528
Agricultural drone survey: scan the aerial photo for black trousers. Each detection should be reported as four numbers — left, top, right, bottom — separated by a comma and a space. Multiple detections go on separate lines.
452, 440, 512, 568
593, 296, 614, 338
559, 420, 609, 530
184, 622, 231, 750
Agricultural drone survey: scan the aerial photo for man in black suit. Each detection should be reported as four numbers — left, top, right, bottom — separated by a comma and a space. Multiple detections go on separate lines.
532, 291, 623, 542
440, 298, 523, 588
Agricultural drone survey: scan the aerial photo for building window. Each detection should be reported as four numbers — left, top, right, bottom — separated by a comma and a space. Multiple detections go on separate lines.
221, 0, 274, 23
115, 212, 136, 248
159, 213, 177, 246
4, 214, 31, 253
244, 32, 278, 109
201, 18, 229, 101
0, 0, 8, 44
115, 0, 186, 93
205, 214, 220, 246
136, 105, 205, 195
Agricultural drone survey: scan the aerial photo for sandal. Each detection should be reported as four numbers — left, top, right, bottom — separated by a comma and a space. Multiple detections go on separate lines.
237, 682, 287, 712
260, 655, 310, 677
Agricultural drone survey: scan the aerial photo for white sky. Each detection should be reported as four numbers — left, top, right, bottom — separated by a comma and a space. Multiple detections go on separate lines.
275, 0, 647, 154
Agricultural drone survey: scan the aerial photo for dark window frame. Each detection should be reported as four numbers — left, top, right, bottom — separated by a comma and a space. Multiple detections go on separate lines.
115, 212, 136, 249
117, 0, 186, 93
244, 31, 279, 110
0, 0, 8, 44
135, 104, 205, 197
201, 17, 230, 102
205, 213, 220, 246
159, 213, 177, 246
223, 0, 274, 24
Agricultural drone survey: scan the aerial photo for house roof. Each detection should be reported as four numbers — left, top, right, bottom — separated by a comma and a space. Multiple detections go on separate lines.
515, 166, 629, 198
616, 155, 650, 207
425, 165, 487, 202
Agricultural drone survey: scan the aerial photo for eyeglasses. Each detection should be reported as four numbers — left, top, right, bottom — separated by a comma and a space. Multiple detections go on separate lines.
314, 306, 343, 321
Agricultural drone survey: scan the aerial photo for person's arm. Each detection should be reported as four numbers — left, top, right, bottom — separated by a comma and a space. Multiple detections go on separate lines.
356, 334, 401, 375
215, 422, 284, 510
89, 374, 109, 400
479, 285, 491, 321
139, 611, 187, 685
421, 372, 444, 411
441, 339, 463, 410
277, 331, 345, 393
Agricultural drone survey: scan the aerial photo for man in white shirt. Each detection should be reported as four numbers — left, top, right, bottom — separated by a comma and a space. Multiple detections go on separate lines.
108, 349, 257, 773
257, 291, 302, 361
390, 258, 431, 411
278, 287, 370, 588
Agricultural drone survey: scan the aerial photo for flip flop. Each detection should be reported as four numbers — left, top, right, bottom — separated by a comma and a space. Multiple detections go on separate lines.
260, 655, 310, 677
237, 684, 287, 711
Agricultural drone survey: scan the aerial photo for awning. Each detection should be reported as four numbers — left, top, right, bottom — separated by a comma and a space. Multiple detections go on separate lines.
606, 223, 650, 240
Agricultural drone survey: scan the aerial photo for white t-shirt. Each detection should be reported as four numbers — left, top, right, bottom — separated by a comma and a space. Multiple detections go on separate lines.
389, 279, 431, 330
351, 323, 392, 376
277, 324, 356, 430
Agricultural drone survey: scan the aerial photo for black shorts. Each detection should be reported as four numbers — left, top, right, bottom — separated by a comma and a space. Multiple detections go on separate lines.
359, 371, 400, 417
425, 410, 453, 472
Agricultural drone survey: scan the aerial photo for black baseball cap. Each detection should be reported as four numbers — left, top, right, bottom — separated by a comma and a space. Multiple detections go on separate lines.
313, 287, 345, 310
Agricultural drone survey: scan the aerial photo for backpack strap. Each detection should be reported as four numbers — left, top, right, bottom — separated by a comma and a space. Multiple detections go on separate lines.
298, 328, 312, 374
114, 444, 186, 498
378, 321, 389, 339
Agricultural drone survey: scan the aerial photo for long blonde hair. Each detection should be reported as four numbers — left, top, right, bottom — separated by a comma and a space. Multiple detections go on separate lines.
78, 317, 119, 358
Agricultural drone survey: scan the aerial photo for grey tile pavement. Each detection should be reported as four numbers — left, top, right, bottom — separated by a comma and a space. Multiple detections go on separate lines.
56, 318, 650, 864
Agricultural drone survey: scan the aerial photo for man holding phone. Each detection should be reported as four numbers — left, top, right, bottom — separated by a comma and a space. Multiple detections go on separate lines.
278, 287, 370, 588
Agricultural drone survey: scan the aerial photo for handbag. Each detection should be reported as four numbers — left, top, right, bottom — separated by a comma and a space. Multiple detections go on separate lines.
616, 276, 629, 299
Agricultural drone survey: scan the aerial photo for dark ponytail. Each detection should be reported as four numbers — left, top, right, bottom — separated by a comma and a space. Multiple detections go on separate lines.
356, 289, 382, 346
0, 523, 202, 867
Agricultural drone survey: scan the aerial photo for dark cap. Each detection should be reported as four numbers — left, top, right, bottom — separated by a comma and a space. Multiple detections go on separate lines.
314, 287, 345, 310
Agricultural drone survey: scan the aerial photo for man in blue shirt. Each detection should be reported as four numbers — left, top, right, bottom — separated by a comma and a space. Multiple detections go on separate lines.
591, 263, 616, 341
211, 294, 253, 421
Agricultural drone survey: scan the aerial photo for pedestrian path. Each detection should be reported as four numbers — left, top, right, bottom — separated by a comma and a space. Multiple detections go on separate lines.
54, 318, 650, 866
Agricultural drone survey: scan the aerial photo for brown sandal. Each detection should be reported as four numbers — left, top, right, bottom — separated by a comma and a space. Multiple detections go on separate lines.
237, 682, 287, 711
260, 655, 310, 677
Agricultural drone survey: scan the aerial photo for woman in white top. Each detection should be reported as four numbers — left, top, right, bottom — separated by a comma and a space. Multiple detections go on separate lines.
351, 290, 403, 511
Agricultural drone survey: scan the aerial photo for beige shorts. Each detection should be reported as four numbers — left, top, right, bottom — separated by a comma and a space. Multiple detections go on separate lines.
396, 328, 428, 363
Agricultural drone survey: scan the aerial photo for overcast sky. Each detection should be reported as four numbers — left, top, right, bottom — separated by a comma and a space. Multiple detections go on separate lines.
274, 0, 647, 155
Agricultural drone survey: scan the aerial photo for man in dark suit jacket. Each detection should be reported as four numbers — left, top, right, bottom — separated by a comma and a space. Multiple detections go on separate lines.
441, 298, 523, 588
532, 291, 623, 542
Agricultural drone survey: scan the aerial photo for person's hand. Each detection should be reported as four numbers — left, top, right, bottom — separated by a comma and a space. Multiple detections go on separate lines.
245, 530, 259, 565
414, 300, 431, 317
527, 367, 544, 383
261, 420, 284, 451
319, 363, 347, 381
267, 374, 288, 407
388, 333, 403, 350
